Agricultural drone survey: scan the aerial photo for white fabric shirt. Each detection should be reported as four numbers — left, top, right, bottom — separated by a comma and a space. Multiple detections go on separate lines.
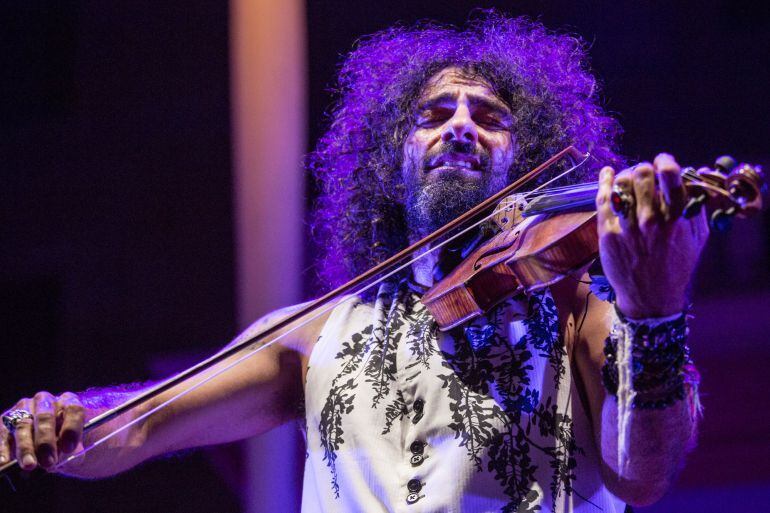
302, 280, 625, 513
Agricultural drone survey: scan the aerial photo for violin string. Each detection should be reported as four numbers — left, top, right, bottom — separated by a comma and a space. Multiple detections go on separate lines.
50, 151, 591, 470
524, 181, 598, 195
512, 154, 595, 204
512, 174, 603, 198
521, 164, 705, 200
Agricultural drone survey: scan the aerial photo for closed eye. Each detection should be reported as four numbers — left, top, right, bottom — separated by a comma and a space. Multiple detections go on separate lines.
472, 109, 510, 130
416, 107, 453, 128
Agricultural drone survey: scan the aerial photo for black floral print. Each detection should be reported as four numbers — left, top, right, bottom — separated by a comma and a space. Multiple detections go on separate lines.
436, 293, 582, 511
316, 283, 583, 510
318, 285, 404, 496
381, 388, 409, 435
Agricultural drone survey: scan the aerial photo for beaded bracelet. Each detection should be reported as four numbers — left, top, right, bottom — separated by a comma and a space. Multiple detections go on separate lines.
601, 307, 695, 410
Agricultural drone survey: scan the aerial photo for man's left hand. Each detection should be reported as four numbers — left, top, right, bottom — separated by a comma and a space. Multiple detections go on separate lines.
595, 153, 709, 318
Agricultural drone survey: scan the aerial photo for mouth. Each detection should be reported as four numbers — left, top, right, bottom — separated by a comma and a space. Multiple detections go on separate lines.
425, 152, 482, 173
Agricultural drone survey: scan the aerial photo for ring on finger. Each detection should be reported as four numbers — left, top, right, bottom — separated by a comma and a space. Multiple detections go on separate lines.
2, 409, 34, 434
610, 186, 635, 219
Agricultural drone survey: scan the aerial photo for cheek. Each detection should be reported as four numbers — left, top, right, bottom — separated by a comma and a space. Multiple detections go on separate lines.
488, 136, 515, 165
489, 146, 504, 162
403, 133, 428, 163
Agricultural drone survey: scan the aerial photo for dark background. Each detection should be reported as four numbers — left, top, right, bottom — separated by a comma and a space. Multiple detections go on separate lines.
2, 1, 769, 512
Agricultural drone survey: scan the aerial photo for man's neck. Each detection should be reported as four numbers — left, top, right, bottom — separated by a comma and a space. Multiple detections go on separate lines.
411, 246, 438, 289
405, 226, 441, 289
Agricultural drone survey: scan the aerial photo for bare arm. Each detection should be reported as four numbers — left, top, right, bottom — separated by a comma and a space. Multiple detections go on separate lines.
567, 152, 707, 505
1, 304, 327, 478
568, 282, 696, 506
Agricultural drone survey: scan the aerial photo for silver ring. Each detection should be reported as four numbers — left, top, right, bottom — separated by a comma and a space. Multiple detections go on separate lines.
610, 186, 634, 218
2, 409, 33, 433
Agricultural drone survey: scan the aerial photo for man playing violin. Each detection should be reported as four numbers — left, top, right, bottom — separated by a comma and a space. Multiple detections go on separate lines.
1, 13, 708, 513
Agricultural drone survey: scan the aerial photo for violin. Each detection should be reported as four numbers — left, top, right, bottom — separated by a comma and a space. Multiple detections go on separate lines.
1, 146, 763, 476
422, 149, 765, 330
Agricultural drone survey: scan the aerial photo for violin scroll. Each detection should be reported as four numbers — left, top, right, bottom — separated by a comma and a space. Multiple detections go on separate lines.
682, 156, 765, 231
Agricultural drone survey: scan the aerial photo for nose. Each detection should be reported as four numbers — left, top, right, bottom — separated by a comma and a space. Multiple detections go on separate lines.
441, 104, 478, 144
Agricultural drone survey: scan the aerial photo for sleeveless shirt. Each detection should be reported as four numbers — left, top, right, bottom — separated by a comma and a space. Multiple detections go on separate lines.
302, 280, 625, 513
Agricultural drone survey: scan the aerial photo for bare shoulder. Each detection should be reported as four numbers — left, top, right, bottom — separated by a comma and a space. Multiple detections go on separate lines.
550, 270, 613, 435
550, 269, 612, 354
226, 300, 333, 360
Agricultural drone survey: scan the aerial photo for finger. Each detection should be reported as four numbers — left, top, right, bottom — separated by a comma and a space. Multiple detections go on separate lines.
13, 399, 37, 470
688, 204, 710, 247
596, 166, 617, 234
632, 162, 658, 230
613, 168, 636, 230
33, 391, 58, 468
614, 165, 635, 181
0, 424, 10, 465
654, 153, 685, 220
57, 392, 86, 455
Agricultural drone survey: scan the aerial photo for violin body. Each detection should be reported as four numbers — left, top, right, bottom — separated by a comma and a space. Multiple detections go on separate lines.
422, 211, 598, 330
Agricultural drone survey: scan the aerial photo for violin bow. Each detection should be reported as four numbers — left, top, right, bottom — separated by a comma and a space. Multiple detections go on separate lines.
0, 145, 589, 475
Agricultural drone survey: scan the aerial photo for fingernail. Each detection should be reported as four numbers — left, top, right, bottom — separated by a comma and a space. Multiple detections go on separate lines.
0, 455, 7, 464
22, 454, 36, 468
45, 454, 57, 467
63, 441, 76, 454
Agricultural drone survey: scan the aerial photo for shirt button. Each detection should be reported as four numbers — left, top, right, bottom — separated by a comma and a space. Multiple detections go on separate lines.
410, 454, 424, 466
406, 492, 420, 504
412, 399, 425, 423
410, 440, 425, 454
407, 478, 422, 493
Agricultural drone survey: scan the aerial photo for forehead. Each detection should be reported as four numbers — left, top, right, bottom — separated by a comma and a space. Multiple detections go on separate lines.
418, 67, 498, 101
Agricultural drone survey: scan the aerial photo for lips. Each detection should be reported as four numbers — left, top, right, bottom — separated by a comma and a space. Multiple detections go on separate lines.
425, 152, 482, 172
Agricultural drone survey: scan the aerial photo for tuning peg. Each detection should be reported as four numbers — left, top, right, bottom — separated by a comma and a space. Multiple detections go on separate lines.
714, 155, 737, 175
683, 194, 707, 219
709, 206, 737, 232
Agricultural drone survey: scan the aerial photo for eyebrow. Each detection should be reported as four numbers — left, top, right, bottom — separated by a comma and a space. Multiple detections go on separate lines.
416, 92, 512, 117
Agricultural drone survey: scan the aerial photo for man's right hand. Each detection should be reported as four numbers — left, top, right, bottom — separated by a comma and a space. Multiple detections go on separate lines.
1, 391, 87, 471
0, 302, 326, 478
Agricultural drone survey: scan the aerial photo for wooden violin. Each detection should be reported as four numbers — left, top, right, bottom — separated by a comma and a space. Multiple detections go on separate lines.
422, 152, 765, 330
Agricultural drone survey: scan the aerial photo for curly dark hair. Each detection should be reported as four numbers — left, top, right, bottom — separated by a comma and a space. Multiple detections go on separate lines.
309, 12, 623, 291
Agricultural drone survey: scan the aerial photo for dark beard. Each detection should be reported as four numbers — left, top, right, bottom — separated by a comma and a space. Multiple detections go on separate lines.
404, 172, 488, 239
403, 141, 508, 240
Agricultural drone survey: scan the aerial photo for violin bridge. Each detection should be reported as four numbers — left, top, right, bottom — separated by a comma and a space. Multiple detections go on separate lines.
493, 194, 528, 231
